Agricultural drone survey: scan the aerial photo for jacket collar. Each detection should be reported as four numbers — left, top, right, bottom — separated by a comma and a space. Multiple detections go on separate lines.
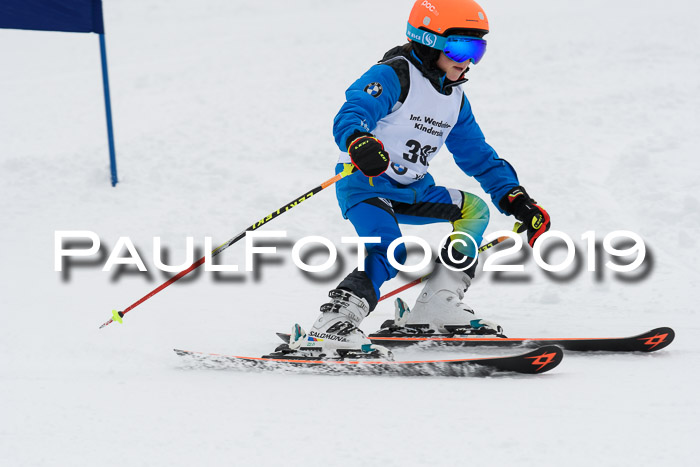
381, 45, 468, 94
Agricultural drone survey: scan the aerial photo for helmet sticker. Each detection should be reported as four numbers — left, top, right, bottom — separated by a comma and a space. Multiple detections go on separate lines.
364, 82, 383, 98
421, 1, 439, 15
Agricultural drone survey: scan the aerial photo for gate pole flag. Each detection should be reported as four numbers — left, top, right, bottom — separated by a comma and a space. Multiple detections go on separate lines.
0, 0, 119, 187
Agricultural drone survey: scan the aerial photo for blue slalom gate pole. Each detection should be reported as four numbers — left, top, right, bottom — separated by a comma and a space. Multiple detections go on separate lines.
99, 33, 118, 187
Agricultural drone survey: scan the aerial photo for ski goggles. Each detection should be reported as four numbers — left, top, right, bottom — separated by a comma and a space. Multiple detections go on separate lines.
406, 23, 487, 64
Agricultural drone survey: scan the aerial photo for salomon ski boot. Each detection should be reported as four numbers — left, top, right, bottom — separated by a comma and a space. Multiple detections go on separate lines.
289, 289, 390, 358
397, 265, 503, 335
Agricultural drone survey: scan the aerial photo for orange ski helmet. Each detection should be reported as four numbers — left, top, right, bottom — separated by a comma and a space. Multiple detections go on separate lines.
407, 0, 489, 38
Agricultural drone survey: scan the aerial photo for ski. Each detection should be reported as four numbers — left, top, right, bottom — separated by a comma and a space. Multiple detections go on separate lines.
173, 345, 563, 376
277, 325, 674, 352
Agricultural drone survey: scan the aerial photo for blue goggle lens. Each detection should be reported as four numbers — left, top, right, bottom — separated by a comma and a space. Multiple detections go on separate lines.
442, 36, 487, 64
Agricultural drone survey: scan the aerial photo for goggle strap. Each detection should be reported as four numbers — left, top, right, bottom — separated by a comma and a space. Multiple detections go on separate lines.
406, 23, 447, 50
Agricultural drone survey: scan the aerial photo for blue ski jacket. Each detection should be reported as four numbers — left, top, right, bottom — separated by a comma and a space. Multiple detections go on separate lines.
332, 45, 519, 217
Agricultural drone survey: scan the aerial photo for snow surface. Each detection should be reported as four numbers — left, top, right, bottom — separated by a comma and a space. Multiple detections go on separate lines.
1, 0, 699, 465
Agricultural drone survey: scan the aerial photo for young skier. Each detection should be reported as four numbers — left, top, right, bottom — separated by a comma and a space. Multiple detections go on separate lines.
292, 0, 551, 355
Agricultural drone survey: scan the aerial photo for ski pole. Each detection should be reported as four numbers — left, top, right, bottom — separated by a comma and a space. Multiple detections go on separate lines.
378, 222, 522, 303
99, 165, 356, 329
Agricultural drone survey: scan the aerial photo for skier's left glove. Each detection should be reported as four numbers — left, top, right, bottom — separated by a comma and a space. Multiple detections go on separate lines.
499, 186, 551, 247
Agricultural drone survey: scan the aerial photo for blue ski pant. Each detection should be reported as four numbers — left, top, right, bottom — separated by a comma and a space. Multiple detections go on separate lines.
342, 184, 490, 307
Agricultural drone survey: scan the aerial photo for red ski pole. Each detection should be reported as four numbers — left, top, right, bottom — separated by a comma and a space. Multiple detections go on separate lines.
99, 166, 355, 329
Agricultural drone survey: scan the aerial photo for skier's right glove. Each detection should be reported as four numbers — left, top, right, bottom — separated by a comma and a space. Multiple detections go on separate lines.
499, 186, 551, 247
346, 132, 390, 177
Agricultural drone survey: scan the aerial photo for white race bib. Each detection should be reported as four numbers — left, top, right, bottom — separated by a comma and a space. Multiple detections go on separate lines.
339, 58, 463, 185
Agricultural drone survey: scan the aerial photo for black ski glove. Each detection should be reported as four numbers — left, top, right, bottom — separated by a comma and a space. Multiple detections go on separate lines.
499, 186, 551, 247
346, 132, 390, 177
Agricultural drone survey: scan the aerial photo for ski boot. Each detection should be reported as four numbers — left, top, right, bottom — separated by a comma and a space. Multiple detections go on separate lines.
396, 265, 504, 336
286, 289, 391, 359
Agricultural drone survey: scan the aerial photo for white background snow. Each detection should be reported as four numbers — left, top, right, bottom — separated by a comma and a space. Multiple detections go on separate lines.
2, 0, 699, 465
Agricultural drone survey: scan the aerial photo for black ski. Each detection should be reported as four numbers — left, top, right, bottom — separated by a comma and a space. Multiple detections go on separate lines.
276, 326, 675, 352
173, 345, 563, 376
